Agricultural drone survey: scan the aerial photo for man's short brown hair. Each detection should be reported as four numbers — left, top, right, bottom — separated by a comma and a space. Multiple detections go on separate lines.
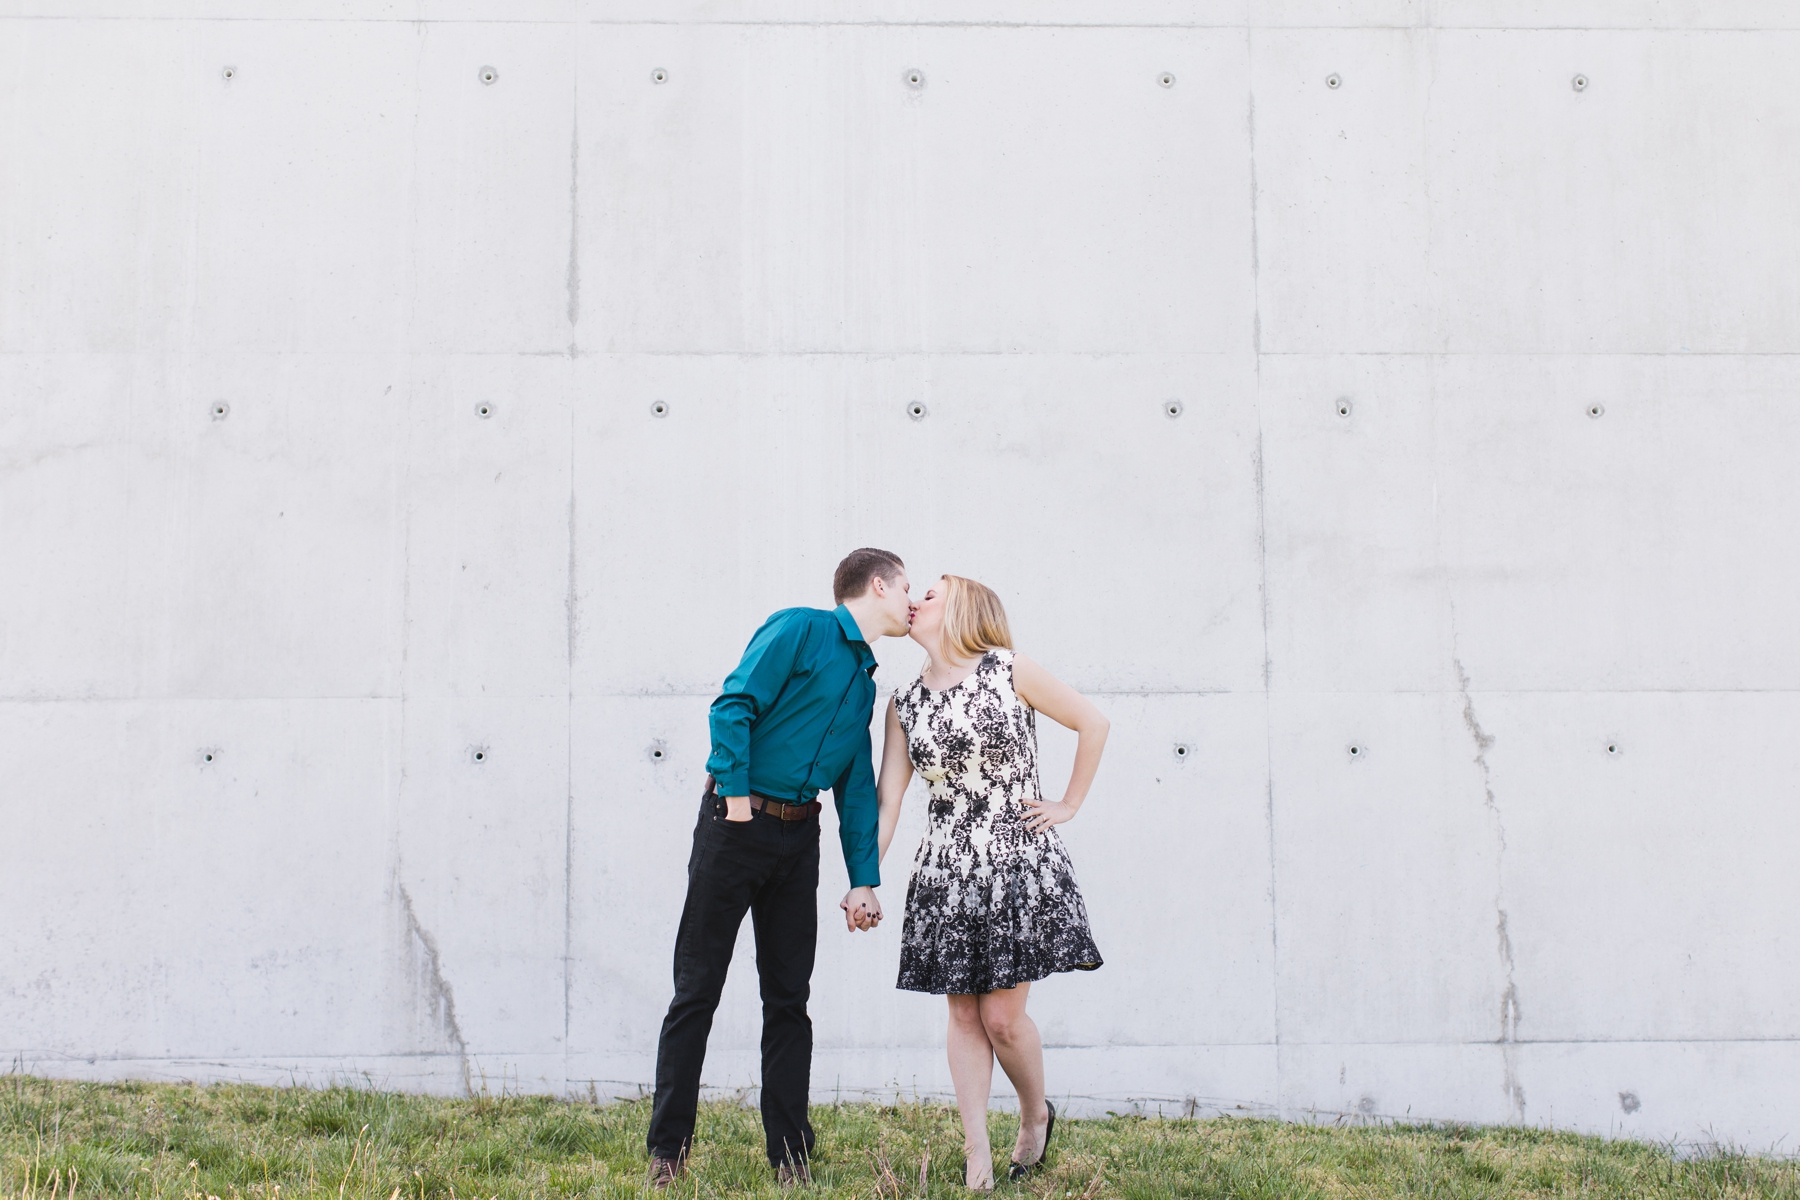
833, 548, 906, 604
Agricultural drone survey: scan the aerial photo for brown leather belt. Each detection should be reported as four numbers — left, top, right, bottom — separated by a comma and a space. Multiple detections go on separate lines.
747, 794, 822, 822
705, 775, 821, 822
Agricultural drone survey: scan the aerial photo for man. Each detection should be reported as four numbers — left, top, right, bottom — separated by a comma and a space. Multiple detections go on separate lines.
646, 548, 914, 1188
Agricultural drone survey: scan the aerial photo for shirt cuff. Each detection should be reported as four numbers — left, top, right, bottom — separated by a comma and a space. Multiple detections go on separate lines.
713, 772, 749, 797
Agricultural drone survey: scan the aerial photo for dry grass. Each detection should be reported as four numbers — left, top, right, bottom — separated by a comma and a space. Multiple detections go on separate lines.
3, 1075, 1796, 1198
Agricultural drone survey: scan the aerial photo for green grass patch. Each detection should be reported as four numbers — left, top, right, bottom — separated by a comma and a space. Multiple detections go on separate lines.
1, 1074, 1795, 1198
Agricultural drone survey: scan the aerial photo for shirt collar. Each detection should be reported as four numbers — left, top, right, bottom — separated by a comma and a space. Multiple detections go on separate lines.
833, 604, 879, 675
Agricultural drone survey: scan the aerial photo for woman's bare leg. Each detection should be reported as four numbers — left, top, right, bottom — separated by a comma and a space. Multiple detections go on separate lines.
946, 994, 996, 1189
977, 984, 1049, 1166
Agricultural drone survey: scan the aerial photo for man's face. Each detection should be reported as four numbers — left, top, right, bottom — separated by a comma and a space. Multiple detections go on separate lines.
870, 569, 914, 637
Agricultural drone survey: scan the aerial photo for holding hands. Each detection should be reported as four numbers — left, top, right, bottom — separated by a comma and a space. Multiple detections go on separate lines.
841, 886, 883, 932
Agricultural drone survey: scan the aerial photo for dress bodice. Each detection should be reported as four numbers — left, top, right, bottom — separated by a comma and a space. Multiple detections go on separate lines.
894, 649, 1041, 812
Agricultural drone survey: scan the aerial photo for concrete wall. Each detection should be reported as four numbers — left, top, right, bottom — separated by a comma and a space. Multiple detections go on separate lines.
4, 0, 1798, 1150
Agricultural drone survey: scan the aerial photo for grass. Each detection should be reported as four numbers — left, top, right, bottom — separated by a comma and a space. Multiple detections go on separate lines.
1, 1075, 1796, 1199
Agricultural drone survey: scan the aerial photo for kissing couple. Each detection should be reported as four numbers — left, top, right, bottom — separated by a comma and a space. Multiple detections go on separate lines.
645, 548, 1110, 1190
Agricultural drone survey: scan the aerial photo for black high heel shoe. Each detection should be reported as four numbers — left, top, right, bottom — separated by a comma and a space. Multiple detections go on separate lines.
1007, 1100, 1055, 1181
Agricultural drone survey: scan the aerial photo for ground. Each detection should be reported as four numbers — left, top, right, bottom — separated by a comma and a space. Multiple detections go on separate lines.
2, 1076, 1795, 1198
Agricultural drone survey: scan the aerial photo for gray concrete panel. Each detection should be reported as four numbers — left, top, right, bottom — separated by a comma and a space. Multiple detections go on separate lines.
1269, 691, 1507, 1047
1435, 355, 1800, 692
1260, 354, 1453, 693
184, 23, 421, 354
0, 22, 197, 353
407, 24, 578, 356
574, 353, 1262, 695
0, 699, 400, 1059
1252, 29, 1437, 355
401, 355, 573, 699
396, 696, 570, 1080
1427, 31, 1800, 354
1480, 691, 1800, 1043
1, 353, 408, 700
581, 25, 1251, 354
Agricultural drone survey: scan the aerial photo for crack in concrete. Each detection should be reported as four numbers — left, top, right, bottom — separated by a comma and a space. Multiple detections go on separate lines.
1246, 64, 1262, 362
1244, 27, 1284, 1119
1455, 658, 1525, 1119
397, 880, 471, 1097
565, 492, 579, 666
563, 449, 577, 1076
560, 62, 582, 1090
566, 108, 581, 332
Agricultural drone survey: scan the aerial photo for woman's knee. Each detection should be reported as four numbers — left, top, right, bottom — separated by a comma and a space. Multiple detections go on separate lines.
947, 995, 984, 1029
979, 1004, 1025, 1047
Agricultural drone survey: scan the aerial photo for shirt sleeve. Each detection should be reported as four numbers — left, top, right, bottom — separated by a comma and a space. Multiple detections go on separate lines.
706, 611, 810, 798
831, 722, 881, 889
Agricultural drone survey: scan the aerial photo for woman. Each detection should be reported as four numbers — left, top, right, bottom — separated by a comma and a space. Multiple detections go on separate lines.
876, 575, 1109, 1190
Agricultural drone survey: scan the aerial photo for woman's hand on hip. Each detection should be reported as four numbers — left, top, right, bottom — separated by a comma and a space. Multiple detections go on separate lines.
1022, 797, 1078, 833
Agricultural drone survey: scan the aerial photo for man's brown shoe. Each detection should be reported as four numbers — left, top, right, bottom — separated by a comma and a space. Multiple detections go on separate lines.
776, 1158, 812, 1187
647, 1155, 685, 1189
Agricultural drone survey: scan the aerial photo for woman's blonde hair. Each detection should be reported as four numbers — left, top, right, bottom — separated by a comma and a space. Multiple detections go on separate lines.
940, 575, 1013, 661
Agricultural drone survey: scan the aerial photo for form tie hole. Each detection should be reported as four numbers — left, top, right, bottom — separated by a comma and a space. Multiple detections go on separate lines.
471, 747, 488, 764
651, 401, 669, 418
907, 402, 928, 421
476, 403, 493, 419
1347, 743, 1365, 760
1336, 398, 1353, 418
1172, 743, 1190, 760
211, 402, 230, 421
1588, 403, 1605, 419
1606, 742, 1621, 757
1572, 74, 1589, 92
1165, 399, 1184, 418
649, 742, 667, 762
903, 68, 925, 89
221, 65, 237, 81
1326, 73, 1343, 89
479, 65, 499, 85
651, 68, 668, 84
1158, 72, 1176, 88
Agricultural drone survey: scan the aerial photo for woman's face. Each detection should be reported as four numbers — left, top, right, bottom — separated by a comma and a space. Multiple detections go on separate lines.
908, 576, 948, 649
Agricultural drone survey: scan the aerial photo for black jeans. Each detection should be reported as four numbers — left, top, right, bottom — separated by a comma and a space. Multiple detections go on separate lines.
648, 788, 821, 1168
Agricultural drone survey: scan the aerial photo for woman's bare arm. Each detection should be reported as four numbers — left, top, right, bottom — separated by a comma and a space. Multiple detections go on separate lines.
1012, 652, 1110, 830
876, 696, 915, 862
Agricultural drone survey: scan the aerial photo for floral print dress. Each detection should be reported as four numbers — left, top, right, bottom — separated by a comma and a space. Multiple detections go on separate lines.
893, 649, 1103, 995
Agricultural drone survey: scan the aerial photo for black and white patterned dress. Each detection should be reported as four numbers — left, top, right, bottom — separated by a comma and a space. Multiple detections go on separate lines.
893, 649, 1103, 995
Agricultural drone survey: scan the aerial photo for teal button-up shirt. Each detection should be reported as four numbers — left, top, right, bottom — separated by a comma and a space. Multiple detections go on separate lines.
707, 605, 882, 888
